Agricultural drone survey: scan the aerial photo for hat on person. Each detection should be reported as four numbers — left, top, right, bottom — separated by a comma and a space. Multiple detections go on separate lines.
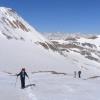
22, 68, 25, 71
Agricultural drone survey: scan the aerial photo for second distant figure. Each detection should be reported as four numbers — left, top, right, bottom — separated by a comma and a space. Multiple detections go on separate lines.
78, 71, 82, 78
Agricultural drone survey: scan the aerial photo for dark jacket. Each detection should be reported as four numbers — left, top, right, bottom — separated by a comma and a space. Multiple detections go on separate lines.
17, 71, 28, 80
78, 71, 81, 74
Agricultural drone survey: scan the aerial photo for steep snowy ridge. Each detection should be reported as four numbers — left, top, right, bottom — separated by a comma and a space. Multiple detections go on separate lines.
0, 7, 57, 51
0, 7, 68, 72
0, 7, 48, 42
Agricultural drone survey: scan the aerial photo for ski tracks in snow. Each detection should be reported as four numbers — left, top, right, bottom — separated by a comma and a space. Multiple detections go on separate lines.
26, 88, 38, 100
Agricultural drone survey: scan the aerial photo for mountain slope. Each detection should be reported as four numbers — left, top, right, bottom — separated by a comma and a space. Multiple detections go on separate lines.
45, 33, 100, 76
0, 7, 73, 73
0, 7, 100, 100
0, 7, 57, 51
47, 33, 100, 63
0, 7, 46, 42
0, 7, 100, 75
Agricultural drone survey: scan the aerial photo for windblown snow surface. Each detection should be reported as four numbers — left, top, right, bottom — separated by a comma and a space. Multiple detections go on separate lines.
0, 7, 100, 100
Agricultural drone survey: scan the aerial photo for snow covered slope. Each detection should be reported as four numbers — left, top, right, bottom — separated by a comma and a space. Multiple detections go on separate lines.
0, 7, 73, 73
44, 33, 100, 77
0, 7, 46, 42
47, 33, 100, 63
0, 7, 100, 100
0, 7, 57, 51
0, 7, 100, 75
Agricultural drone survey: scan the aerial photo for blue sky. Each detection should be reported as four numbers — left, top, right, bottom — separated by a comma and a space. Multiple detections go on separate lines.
0, 0, 100, 33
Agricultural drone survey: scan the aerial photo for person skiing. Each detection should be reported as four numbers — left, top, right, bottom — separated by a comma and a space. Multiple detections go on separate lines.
17, 68, 29, 89
74, 71, 77, 78
78, 71, 81, 78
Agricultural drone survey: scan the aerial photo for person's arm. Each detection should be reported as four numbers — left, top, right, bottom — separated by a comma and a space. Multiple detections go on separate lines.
17, 72, 21, 77
25, 72, 29, 78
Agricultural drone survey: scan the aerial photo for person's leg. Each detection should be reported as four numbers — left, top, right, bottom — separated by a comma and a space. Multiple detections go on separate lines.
79, 73, 81, 78
21, 79, 23, 89
21, 78, 25, 89
23, 79, 25, 88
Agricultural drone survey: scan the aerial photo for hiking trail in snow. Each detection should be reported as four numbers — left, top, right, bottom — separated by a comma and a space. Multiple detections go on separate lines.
26, 88, 38, 100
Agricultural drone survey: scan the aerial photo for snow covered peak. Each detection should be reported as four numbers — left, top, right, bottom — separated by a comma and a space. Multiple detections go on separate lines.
0, 7, 18, 18
0, 7, 12, 12
0, 7, 47, 42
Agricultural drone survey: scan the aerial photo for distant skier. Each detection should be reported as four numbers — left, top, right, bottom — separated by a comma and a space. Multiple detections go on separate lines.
78, 71, 81, 78
17, 68, 29, 89
74, 71, 77, 78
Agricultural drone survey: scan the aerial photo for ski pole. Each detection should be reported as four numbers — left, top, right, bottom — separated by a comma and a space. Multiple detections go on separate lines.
28, 78, 33, 89
28, 78, 31, 85
15, 76, 18, 87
